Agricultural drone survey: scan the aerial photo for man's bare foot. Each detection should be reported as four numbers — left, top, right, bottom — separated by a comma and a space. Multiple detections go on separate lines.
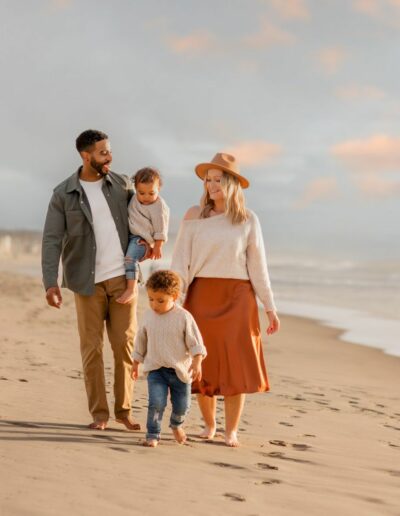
115, 416, 141, 431
172, 427, 187, 444
88, 420, 107, 430
225, 431, 240, 447
143, 439, 158, 447
116, 289, 135, 304
199, 425, 216, 440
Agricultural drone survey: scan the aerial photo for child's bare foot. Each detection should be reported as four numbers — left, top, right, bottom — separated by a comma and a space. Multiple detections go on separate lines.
199, 425, 216, 440
172, 427, 187, 444
116, 288, 135, 304
143, 439, 158, 447
225, 431, 240, 447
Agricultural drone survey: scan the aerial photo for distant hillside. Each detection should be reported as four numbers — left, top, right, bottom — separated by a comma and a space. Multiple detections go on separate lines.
0, 230, 42, 258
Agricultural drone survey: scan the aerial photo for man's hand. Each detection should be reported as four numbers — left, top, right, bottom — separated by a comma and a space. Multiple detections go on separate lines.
189, 355, 203, 382
46, 286, 63, 309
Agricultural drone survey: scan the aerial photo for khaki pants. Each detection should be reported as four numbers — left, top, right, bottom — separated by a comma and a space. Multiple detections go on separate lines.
74, 275, 137, 422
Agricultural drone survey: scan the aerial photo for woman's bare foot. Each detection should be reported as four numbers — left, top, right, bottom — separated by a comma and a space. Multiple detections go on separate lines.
172, 427, 187, 444
88, 420, 107, 430
225, 431, 239, 447
143, 439, 158, 447
199, 425, 216, 440
116, 288, 135, 304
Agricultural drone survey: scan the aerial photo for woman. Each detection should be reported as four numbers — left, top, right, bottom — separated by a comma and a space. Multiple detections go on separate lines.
171, 152, 280, 447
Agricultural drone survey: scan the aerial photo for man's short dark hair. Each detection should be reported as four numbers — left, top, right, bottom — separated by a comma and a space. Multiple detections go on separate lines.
76, 129, 108, 153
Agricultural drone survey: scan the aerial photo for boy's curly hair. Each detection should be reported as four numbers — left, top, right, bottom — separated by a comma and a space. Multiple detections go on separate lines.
133, 167, 162, 187
146, 270, 181, 297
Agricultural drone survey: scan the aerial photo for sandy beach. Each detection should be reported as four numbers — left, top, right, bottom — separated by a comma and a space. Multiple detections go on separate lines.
0, 271, 399, 516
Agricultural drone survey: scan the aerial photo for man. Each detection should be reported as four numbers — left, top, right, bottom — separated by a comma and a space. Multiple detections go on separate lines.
42, 129, 141, 430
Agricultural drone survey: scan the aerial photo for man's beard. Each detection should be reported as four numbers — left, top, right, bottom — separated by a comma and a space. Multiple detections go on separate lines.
90, 157, 110, 176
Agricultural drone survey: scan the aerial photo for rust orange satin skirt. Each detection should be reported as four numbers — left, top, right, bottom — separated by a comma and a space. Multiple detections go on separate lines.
184, 277, 269, 397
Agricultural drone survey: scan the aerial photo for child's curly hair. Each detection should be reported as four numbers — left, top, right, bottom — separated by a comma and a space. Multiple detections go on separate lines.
133, 167, 162, 187
146, 270, 181, 297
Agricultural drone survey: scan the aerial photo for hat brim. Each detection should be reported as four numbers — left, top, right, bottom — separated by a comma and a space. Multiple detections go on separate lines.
195, 163, 250, 189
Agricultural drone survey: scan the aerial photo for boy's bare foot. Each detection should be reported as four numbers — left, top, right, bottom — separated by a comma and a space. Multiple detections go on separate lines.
88, 420, 107, 430
116, 289, 135, 304
143, 439, 158, 447
172, 427, 187, 444
115, 416, 141, 431
199, 425, 216, 440
225, 431, 240, 447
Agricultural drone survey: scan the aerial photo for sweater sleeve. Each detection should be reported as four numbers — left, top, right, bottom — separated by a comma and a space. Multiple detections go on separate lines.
132, 322, 147, 363
153, 199, 170, 242
246, 212, 276, 312
170, 221, 193, 297
184, 312, 207, 358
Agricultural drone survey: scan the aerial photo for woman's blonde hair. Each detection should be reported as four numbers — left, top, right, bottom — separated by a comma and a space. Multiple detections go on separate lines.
200, 171, 248, 224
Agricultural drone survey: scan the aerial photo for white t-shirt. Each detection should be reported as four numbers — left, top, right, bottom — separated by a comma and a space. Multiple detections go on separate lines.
79, 179, 125, 284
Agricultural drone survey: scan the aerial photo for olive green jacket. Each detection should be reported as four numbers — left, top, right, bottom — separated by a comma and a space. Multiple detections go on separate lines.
42, 168, 133, 295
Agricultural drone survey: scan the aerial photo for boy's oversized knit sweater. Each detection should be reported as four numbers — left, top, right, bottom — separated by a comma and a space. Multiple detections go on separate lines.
133, 304, 207, 383
170, 209, 276, 312
128, 195, 169, 245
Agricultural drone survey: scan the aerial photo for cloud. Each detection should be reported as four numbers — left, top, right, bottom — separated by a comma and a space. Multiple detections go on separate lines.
332, 135, 400, 172
50, 0, 72, 9
244, 20, 295, 48
335, 84, 386, 100
317, 47, 346, 75
354, 173, 400, 197
293, 177, 339, 209
167, 31, 217, 54
352, 0, 400, 26
225, 141, 282, 167
269, 0, 310, 20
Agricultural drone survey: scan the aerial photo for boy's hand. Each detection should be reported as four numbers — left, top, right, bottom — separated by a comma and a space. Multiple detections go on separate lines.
189, 355, 202, 382
152, 240, 163, 260
131, 362, 139, 380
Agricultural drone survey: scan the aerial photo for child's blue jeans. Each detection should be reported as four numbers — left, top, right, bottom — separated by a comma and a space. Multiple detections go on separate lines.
125, 235, 147, 280
146, 367, 191, 441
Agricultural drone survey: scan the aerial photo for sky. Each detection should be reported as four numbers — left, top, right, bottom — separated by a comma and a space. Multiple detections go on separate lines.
1, 0, 399, 261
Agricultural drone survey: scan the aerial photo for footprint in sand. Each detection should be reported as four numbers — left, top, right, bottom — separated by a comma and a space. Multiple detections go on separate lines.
279, 422, 294, 427
262, 451, 313, 465
269, 440, 287, 447
303, 434, 316, 437
223, 493, 246, 502
292, 443, 311, 451
109, 447, 130, 453
257, 463, 279, 470
262, 479, 282, 485
0, 376, 8, 381
212, 462, 246, 470
18, 379, 28, 382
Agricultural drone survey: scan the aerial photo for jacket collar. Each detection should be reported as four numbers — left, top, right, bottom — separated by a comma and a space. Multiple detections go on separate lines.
66, 167, 112, 193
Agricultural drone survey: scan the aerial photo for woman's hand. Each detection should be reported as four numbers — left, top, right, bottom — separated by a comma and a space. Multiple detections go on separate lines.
266, 310, 280, 335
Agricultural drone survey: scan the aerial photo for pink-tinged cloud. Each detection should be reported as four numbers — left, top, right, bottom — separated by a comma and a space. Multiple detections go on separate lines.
168, 31, 216, 54
336, 84, 385, 100
332, 135, 400, 172
244, 20, 295, 48
225, 141, 282, 167
354, 173, 400, 197
317, 47, 346, 75
269, 0, 310, 19
294, 177, 339, 209
353, 0, 380, 15
353, 0, 400, 26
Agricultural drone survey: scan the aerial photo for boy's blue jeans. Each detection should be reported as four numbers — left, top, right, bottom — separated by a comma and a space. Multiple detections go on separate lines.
125, 235, 147, 280
146, 367, 191, 441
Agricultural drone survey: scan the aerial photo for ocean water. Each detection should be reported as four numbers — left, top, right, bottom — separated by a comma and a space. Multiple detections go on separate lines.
270, 257, 400, 357
1, 232, 399, 357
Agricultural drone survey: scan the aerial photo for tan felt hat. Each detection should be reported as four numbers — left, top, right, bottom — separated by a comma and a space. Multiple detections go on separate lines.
195, 152, 250, 189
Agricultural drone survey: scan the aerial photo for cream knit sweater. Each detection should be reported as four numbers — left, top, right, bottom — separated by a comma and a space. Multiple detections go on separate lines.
170, 210, 276, 312
132, 304, 207, 384
128, 195, 169, 245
